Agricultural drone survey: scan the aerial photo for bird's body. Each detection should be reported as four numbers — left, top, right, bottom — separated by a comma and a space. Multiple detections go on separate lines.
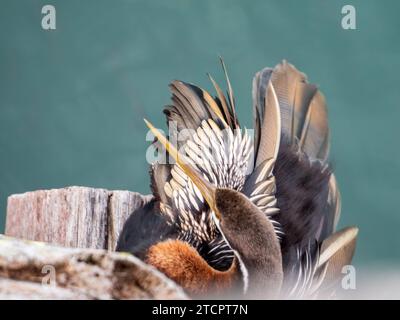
117, 60, 358, 298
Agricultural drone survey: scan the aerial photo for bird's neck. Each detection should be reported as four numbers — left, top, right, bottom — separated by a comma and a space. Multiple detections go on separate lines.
212, 191, 284, 298
219, 217, 283, 298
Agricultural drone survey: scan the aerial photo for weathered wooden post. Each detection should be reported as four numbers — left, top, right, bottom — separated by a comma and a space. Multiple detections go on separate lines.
5, 186, 152, 250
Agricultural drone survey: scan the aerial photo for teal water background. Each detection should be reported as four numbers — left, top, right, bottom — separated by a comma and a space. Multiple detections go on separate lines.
0, 0, 399, 267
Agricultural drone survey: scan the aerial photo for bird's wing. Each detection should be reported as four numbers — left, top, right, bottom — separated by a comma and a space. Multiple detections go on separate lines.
247, 61, 348, 297
267, 61, 339, 240
248, 61, 336, 239
251, 60, 330, 164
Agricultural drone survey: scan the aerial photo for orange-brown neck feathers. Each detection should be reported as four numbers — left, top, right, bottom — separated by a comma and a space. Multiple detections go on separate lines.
146, 240, 237, 295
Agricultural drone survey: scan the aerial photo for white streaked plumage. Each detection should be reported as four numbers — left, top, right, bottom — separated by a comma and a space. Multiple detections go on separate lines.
160, 117, 282, 262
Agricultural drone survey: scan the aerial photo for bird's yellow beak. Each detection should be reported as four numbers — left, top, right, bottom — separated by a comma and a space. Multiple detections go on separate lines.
144, 119, 220, 218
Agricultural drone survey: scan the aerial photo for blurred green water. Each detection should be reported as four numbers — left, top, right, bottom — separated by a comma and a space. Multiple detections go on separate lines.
0, 0, 399, 266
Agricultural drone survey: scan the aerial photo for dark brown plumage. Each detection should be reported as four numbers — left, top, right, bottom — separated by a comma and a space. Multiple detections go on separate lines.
274, 140, 331, 268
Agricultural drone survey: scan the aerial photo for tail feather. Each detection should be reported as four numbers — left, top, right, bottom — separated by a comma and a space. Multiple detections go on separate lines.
316, 226, 358, 295
320, 174, 342, 239
299, 91, 330, 162
254, 82, 281, 167
264, 61, 329, 163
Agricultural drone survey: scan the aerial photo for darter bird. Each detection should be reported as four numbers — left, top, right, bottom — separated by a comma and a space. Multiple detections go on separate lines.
116, 59, 358, 299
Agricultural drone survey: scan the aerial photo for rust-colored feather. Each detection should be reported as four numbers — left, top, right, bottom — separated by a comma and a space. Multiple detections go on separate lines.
146, 240, 238, 295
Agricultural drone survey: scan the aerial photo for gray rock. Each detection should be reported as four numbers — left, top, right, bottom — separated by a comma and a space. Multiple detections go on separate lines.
0, 235, 187, 299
